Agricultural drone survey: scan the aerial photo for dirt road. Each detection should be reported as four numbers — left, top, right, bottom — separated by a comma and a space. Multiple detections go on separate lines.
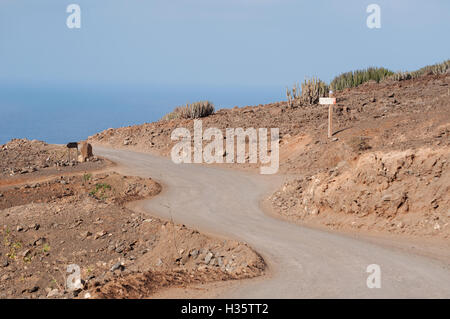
95, 147, 450, 298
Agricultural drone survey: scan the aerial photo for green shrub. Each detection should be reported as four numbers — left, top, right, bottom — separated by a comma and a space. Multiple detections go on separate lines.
90, 183, 111, 196
162, 101, 215, 121
330, 67, 394, 91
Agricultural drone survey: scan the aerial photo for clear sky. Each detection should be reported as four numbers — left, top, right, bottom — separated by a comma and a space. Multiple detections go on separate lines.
1, 0, 449, 90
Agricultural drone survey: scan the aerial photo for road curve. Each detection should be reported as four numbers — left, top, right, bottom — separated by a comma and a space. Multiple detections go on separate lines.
96, 147, 450, 298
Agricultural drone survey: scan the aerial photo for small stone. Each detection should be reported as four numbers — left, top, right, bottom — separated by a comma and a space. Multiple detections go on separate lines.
110, 261, 124, 272
114, 245, 124, 253
80, 231, 92, 238
94, 230, 107, 240
204, 252, 213, 264
33, 238, 44, 246
72, 288, 82, 297
29, 223, 40, 231
28, 286, 39, 293
21, 249, 31, 258
16, 225, 24, 232
189, 249, 199, 259
47, 289, 60, 298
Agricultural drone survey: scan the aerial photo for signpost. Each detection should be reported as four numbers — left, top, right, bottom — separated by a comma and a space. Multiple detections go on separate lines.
66, 142, 78, 162
319, 94, 337, 138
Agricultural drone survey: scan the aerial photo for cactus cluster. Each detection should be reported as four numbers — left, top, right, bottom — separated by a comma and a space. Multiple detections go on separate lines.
286, 78, 329, 108
300, 78, 329, 105
286, 83, 301, 108
330, 67, 394, 91
389, 59, 450, 81
162, 101, 215, 121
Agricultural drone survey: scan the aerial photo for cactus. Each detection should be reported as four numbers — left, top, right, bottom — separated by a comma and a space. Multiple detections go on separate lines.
162, 101, 215, 121
300, 78, 329, 106
286, 79, 328, 107
330, 67, 393, 91
286, 83, 301, 108
389, 59, 449, 81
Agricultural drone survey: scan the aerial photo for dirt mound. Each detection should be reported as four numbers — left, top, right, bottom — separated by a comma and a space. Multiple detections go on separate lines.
0, 138, 106, 180
271, 147, 450, 238
0, 172, 159, 210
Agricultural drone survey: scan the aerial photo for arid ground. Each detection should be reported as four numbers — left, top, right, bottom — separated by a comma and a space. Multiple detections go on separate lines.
90, 72, 450, 240
1, 70, 449, 298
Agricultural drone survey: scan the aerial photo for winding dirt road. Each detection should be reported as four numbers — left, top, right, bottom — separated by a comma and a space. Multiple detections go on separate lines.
96, 147, 450, 298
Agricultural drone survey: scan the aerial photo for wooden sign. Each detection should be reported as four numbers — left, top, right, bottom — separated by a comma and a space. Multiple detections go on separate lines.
319, 97, 337, 138
319, 97, 336, 105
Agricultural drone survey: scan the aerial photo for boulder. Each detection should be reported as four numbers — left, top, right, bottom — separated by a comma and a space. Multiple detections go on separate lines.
78, 142, 93, 162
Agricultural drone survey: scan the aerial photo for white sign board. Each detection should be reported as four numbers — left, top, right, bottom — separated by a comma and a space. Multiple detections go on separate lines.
319, 97, 336, 105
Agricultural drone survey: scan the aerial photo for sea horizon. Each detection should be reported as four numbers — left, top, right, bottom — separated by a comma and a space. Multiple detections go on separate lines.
0, 84, 284, 145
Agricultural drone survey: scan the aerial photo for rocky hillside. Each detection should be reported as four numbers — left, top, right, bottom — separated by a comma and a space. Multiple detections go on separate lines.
90, 73, 449, 170
271, 146, 449, 238
88, 72, 450, 239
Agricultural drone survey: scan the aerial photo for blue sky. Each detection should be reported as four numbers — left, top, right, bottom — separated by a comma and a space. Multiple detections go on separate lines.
1, 0, 449, 89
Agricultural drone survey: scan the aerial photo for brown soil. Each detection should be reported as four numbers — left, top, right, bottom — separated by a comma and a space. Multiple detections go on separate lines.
0, 170, 263, 299
0, 138, 108, 185
89, 73, 450, 240
270, 146, 449, 239
0, 149, 264, 301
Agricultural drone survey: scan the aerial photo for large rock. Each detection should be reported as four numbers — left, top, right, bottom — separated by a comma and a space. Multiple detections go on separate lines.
78, 142, 93, 162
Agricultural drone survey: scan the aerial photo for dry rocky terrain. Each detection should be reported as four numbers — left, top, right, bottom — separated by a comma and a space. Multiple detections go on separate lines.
89, 72, 450, 240
0, 138, 106, 184
0, 147, 264, 299
1, 69, 449, 299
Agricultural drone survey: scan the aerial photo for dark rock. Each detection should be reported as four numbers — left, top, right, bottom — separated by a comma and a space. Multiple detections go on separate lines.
27, 286, 39, 293
110, 262, 124, 272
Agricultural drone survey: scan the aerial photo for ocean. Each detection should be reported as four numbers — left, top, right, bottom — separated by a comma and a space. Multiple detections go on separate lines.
0, 84, 283, 145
